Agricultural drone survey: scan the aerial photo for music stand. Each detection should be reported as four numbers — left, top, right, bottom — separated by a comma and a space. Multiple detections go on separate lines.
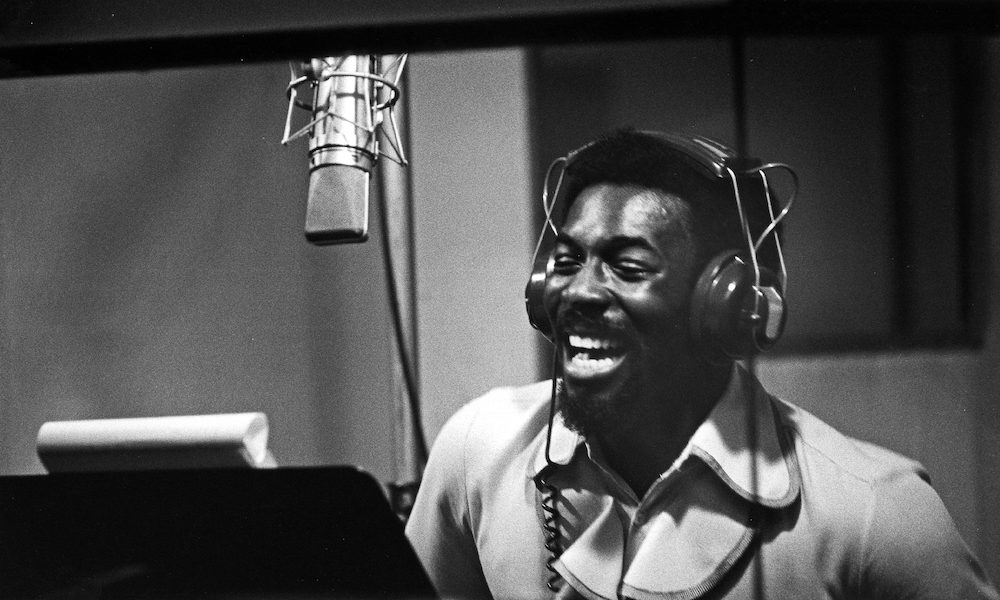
0, 466, 436, 599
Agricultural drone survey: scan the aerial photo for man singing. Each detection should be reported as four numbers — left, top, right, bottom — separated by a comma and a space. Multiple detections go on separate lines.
405, 129, 998, 599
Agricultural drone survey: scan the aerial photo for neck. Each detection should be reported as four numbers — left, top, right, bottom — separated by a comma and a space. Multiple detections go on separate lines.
597, 360, 733, 498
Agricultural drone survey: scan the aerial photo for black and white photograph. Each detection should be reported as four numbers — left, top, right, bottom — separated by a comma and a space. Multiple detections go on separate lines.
0, 2, 998, 598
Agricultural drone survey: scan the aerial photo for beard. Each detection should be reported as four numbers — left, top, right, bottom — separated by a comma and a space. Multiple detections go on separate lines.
557, 369, 646, 442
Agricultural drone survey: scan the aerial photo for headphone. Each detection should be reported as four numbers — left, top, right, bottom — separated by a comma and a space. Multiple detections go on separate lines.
524, 131, 797, 361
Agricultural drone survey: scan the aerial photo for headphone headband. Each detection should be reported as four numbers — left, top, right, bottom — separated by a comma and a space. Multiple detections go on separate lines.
566, 131, 763, 182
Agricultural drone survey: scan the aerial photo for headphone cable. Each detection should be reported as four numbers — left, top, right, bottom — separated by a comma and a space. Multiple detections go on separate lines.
540, 338, 565, 592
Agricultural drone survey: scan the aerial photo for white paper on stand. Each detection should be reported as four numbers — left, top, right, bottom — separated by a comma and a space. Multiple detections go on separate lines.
36, 412, 277, 473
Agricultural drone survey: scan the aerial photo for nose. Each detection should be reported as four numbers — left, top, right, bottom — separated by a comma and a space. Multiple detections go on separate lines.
561, 259, 611, 310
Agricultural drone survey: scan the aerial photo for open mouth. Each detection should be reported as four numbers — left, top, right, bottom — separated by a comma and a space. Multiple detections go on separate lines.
563, 334, 627, 378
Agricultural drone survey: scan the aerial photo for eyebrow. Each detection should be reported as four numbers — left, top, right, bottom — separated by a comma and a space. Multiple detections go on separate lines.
554, 232, 659, 253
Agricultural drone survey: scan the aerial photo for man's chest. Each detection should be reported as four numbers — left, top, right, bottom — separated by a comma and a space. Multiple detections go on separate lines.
470, 458, 834, 600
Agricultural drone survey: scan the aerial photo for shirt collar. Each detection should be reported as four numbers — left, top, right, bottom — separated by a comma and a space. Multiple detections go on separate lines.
688, 364, 800, 508
530, 366, 800, 509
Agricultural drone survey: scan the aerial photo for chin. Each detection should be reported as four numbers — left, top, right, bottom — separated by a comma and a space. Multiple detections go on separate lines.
557, 376, 640, 441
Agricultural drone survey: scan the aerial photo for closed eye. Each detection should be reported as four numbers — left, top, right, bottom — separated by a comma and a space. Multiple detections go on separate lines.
607, 245, 659, 280
552, 236, 583, 273
552, 249, 582, 273
612, 260, 652, 279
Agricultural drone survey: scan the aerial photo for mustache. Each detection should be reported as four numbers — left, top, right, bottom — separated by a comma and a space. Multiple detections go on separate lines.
555, 307, 628, 335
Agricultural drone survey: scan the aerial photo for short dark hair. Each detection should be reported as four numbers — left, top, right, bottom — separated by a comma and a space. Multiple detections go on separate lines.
559, 128, 779, 270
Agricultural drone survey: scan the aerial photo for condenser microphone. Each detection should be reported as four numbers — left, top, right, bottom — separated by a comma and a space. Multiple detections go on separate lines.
303, 56, 377, 244
282, 54, 408, 245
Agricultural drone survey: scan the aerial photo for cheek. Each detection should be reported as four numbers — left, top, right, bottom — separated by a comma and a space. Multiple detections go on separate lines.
542, 278, 565, 319
630, 284, 692, 339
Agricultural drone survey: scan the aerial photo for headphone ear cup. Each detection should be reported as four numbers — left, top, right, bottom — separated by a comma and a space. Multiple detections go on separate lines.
690, 251, 787, 360
525, 253, 555, 342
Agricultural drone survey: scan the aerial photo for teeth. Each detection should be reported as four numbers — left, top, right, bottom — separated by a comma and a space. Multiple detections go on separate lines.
568, 335, 617, 350
570, 355, 616, 370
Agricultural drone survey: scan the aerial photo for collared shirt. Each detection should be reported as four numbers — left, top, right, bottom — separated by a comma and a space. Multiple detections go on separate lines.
405, 367, 998, 600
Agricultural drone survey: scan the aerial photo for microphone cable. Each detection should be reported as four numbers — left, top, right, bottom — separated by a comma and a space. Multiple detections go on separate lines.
376, 171, 428, 468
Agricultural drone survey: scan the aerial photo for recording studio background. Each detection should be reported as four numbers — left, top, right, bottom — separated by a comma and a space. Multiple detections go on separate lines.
1, 35, 998, 581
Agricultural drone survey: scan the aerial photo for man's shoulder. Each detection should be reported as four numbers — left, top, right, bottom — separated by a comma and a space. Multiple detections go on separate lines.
463, 380, 553, 418
769, 394, 928, 487
447, 380, 552, 432
432, 380, 553, 463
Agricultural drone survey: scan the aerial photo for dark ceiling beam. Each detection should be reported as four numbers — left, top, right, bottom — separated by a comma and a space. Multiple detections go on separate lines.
1, 0, 998, 78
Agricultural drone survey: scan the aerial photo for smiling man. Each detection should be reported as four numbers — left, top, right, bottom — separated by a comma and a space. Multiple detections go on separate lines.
548, 181, 725, 500
405, 130, 997, 599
